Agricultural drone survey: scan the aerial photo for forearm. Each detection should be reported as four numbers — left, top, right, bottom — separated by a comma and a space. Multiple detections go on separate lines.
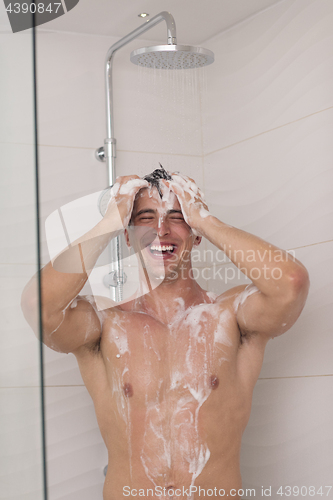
197, 215, 308, 297
22, 210, 123, 328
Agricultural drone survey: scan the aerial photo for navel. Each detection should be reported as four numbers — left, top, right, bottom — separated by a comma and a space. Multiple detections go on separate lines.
210, 375, 219, 390
123, 383, 133, 398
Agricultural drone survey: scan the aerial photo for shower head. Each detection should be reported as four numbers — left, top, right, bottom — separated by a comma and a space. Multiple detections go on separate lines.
130, 44, 214, 69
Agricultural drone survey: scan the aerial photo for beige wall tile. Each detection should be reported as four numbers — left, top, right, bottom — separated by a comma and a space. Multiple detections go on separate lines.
45, 386, 106, 500
203, 0, 333, 153
203, 108, 333, 250
241, 376, 333, 496
0, 388, 44, 500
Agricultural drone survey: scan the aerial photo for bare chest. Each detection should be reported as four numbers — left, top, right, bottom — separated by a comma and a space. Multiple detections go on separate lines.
101, 304, 236, 404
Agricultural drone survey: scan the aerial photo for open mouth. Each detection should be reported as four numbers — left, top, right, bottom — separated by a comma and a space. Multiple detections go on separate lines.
148, 244, 176, 258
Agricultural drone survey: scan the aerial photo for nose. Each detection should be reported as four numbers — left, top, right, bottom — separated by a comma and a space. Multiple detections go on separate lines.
156, 216, 170, 237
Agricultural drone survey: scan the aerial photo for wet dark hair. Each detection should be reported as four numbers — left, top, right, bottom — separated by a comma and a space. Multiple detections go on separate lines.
128, 164, 172, 225
143, 163, 172, 198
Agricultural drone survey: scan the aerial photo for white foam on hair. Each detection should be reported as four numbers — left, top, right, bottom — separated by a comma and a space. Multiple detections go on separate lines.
118, 178, 148, 195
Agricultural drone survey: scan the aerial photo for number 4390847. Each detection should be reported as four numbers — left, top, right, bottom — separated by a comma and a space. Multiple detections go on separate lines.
6, 3, 62, 14
277, 486, 332, 496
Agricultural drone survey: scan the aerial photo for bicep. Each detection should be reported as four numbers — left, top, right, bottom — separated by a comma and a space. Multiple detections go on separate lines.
42, 296, 102, 353
236, 283, 308, 339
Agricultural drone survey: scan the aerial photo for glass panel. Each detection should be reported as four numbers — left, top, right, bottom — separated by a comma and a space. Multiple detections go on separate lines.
0, 23, 45, 500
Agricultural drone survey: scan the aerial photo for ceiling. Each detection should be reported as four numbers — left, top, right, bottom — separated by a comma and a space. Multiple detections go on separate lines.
0, 0, 284, 43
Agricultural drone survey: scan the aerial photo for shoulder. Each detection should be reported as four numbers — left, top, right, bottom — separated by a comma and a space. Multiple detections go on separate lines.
214, 286, 268, 387
212, 285, 249, 329
214, 285, 269, 355
71, 295, 119, 356
214, 284, 253, 304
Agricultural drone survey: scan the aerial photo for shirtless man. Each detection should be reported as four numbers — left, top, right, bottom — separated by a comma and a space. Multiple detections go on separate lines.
22, 168, 309, 500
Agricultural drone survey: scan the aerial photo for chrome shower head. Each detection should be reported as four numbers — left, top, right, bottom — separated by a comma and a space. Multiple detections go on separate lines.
130, 44, 214, 69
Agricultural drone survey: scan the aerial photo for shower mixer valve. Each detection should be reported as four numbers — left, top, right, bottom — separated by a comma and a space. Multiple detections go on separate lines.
103, 270, 127, 288
95, 138, 117, 162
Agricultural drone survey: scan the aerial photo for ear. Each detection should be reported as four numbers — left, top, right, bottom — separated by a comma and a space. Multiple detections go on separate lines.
193, 236, 202, 246
124, 228, 131, 247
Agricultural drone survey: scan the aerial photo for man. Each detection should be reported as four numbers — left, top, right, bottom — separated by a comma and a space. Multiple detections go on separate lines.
22, 167, 309, 500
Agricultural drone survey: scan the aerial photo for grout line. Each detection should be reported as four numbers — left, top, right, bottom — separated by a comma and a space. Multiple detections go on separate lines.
191, 239, 333, 269
290, 239, 333, 250
2, 373, 333, 389
0, 385, 85, 389
0, 262, 36, 266
0, 141, 90, 149
0, 141, 203, 157
117, 149, 202, 158
259, 374, 333, 380
205, 105, 333, 157
0, 141, 35, 146
1, 239, 332, 268
201, 0, 290, 44
3, 106, 333, 157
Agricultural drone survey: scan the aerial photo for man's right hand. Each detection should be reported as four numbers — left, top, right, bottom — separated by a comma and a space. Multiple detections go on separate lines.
104, 175, 149, 228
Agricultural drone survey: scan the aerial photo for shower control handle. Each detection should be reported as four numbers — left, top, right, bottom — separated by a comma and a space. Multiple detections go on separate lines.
95, 146, 105, 162
95, 138, 117, 163
103, 270, 127, 288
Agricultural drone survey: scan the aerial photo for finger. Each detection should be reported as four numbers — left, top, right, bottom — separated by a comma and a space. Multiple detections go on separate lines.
115, 174, 141, 184
168, 180, 185, 198
117, 178, 149, 196
171, 174, 199, 195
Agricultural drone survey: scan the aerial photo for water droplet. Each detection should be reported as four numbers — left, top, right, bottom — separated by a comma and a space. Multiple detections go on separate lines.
116, 354, 120, 359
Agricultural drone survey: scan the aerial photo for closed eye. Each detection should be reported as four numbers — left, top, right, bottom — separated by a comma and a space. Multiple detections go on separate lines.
169, 214, 185, 220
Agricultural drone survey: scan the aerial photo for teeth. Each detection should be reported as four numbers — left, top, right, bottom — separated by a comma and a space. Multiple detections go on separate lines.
150, 245, 174, 252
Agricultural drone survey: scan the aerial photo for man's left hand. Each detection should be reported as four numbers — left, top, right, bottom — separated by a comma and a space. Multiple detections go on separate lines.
165, 174, 210, 234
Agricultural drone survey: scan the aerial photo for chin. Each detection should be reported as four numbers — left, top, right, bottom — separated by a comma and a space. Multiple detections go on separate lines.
142, 257, 179, 284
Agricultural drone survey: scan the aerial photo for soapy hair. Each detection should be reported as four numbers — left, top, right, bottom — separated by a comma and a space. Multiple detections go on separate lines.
128, 164, 172, 225
143, 163, 172, 198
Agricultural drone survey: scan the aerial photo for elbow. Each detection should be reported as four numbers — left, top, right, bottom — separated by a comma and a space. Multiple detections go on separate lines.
286, 266, 310, 303
21, 283, 40, 336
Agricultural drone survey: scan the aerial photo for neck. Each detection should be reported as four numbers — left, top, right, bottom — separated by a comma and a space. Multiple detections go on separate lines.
136, 271, 206, 323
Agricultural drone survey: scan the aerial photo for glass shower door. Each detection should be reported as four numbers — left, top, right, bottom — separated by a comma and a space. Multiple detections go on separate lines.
0, 23, 46, 500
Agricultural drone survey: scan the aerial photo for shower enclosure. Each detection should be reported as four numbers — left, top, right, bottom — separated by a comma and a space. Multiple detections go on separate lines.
0, 27, 46, 500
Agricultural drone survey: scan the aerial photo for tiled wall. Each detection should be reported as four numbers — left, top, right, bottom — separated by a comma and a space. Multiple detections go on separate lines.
202, 0, 333, 496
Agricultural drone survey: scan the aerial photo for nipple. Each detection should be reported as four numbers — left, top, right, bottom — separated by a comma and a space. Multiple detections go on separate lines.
123, 383, 133, 398
210, 375, 219, 390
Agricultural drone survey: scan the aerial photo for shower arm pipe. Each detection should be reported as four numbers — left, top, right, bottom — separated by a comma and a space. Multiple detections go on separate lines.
104, 11, 177, 185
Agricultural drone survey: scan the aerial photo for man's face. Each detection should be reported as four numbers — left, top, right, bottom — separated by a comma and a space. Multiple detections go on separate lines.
126, 186, 199, 281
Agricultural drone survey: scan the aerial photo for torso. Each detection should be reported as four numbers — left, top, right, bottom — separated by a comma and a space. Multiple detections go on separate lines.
75, 289, 266, 500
